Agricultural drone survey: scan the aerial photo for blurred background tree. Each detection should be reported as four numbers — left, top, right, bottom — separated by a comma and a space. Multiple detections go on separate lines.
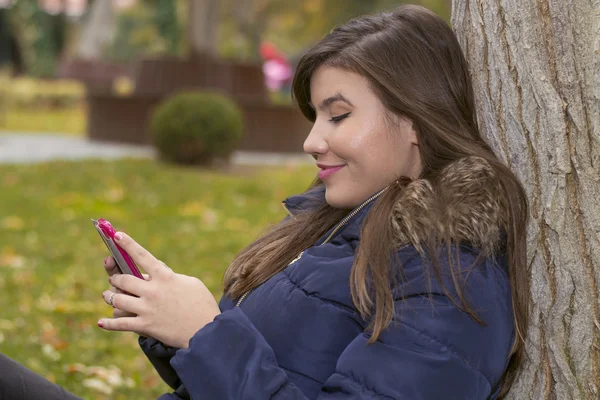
219, 0, 451, 62
0, 0, 451, 134
6, 0, 67, 77
105, 0, 185, 62
2, 0, 451, 76
75, 0, 116, 60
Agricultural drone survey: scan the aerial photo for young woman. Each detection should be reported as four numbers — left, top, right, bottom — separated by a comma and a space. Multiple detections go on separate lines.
0, 4, 529, 399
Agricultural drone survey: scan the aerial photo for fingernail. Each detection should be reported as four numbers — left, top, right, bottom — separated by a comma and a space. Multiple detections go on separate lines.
104, 257, 109, 266
114, 232, 123, 241
97, 320, 103, 328
108, 276, 112, 285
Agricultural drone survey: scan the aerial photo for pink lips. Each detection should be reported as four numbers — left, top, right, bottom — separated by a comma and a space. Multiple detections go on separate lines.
318, 165, 345, 179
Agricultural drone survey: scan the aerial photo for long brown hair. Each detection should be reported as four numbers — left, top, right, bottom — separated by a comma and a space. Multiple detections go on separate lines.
223, 5, 528, 397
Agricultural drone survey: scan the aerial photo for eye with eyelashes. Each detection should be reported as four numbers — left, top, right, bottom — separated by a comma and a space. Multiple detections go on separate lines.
329, 112, 351, 124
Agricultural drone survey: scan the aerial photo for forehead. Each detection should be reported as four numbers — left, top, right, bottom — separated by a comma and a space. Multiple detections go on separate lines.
309, 66, 371, 102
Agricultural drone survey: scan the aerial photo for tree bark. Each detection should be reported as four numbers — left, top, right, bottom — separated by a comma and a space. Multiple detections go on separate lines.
452, 1, 600, 398
187, 0, 220, 56
231, 0, 268, 61
75, 0, 116, 59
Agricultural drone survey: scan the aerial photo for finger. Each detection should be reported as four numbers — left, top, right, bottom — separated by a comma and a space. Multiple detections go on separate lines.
97, 317, 141, 333
102, 291, 145, 314
157, 260, 174, 274
113, 232, 164, 277
110, 274, 147, 297
113, 309, 136, 318
107, 281, 123, 294
104, 256, 120, 277
102, 290, 117, 307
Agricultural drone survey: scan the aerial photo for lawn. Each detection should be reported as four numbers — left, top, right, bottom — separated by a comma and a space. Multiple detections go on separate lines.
0, 73, 86, 135
0, 106, 86, 136
0, 159, 316, 399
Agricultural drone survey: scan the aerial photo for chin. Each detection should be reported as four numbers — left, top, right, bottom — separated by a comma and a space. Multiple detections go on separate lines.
324, 186, 359, 210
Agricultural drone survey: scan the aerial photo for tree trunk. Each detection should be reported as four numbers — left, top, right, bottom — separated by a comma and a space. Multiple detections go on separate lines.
187, 0, 219, 56
451, 1, 600, 398
232, 0, 267, 61
75, 0, 116, 59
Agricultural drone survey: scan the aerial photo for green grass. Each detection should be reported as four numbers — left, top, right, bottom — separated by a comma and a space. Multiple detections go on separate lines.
0, 106, 86, 135
0, 159, 316, 399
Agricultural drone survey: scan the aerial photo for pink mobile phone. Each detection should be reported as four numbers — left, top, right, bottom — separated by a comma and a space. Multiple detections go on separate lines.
92, 218, 144, 279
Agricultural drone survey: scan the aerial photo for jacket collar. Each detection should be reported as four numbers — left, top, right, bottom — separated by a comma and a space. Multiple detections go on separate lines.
281, 184, 384, 247
282, 184, 327, 216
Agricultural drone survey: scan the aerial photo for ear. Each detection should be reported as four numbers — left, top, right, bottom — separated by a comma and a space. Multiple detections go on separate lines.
399, 116, 419, 146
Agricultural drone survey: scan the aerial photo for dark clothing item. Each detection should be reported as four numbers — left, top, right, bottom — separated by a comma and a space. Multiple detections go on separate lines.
0, 156, 515, 399
140, 157, 515, 399
0, 354, 82, 400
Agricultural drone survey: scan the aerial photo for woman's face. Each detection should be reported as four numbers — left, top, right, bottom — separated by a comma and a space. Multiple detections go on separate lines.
304, 66, 422, 209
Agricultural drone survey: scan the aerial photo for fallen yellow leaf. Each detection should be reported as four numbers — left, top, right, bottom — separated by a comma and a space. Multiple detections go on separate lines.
0, 247, 25, 268
1, 216, 25, 230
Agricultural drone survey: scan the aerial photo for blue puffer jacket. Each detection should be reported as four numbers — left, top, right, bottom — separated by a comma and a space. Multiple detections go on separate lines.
140, 157, 515, 400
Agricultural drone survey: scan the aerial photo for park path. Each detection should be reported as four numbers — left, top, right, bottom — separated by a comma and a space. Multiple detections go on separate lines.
0, 133, 312, 166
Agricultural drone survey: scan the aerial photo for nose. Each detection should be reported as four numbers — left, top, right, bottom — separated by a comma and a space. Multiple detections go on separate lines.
303, 123, 328, 157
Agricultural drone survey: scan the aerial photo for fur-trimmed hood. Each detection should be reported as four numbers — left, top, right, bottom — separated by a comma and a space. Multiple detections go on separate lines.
282, 156, 508, 254
391, 156, 508, 256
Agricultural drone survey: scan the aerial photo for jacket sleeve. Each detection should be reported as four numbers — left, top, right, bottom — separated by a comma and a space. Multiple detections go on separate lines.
138, 294, 237, 391
139, 336, 182, 390
169, 301, 495, 400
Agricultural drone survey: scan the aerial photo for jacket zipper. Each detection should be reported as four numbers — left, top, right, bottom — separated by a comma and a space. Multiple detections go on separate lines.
235, 188, 387, 307
320, 188, 387, 245
235, 290, 250, 307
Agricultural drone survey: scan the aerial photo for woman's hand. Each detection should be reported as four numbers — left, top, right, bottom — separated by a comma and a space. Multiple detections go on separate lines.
103, 256, 150, 337
103, 256, 140, 319
98, 232, 221, 349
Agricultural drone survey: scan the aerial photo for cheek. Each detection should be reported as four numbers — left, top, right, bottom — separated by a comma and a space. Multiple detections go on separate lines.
359, 134, 406, 180
331, 119, 379, 162
328, 129, 361, 162
350, 118, 380, 149
357, 131, 394, 168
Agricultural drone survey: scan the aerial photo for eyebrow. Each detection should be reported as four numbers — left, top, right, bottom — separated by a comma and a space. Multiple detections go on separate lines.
309, 93, 354, 111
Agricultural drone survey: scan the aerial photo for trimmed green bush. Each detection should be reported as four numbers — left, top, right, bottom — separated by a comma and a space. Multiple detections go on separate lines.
151, 91, 244, 165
